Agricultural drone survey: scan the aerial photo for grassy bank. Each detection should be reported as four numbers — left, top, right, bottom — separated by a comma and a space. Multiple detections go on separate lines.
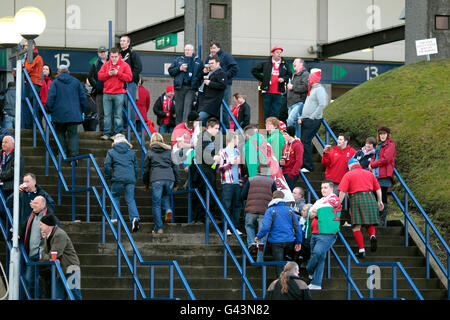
323, 58, 450, 242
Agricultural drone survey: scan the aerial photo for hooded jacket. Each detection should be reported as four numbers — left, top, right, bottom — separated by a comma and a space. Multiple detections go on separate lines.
256, 199, 303, 244
98, 56, 133, 94
143, 143, 180, 186
321, 145, 357, 183
104, 142, 139, 184
46, 73, 88, 124
265, 273, 312, 300
24, 49, 44, 86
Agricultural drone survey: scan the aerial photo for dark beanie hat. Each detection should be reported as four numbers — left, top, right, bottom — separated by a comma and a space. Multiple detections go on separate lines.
377, 126, 391, 134
286, 126, 296, 138
41, 214, 57, 227
187, 111, 199, 122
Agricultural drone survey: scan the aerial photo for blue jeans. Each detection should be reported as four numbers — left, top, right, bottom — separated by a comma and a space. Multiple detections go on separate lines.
271, 242, 295, 278
54, 122, 79, 157
151, 180, 174, 232
111, 182, 140, 222
262, 93, 283, 120
245, 213, 267, 262
159, 123, 173, 134
24, 254, 39, 298
221, 184, 242, 229
125, 81, 137, 127
2, 114, 14, 129
306, 234, 337, 287
198, 111, 213, 126
103, 93, 125, 137
300, 118, 322, 171
286, 102, 304, 127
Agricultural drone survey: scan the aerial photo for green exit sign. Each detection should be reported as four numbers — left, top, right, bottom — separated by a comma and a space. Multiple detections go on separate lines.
155, 33, 178, 49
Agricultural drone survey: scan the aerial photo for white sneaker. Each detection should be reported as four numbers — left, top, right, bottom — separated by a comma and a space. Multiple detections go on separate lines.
226, 229, 232, 236
343, 221, 352, 227
111, 219, 118, 224
301, 168, 310, 173
236, 229, 243, 235
308, 284, 322, 290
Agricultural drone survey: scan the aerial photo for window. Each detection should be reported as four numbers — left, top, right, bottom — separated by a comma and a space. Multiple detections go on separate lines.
210, 4, 226, 19
435, 15, 449, 30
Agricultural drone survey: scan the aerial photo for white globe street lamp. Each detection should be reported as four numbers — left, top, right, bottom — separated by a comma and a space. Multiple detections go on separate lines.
0, 6, 46, 301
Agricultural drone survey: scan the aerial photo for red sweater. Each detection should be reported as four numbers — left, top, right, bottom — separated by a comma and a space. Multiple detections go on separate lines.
98, 56, 133, 94
321, 145, 356, 184
338, 166, 381, 194
136, 85, 150, 121
281, 139, 303, 178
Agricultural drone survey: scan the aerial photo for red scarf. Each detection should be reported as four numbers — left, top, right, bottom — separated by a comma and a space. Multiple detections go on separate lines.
267, 60, 281, 94
162, 96, 173, 124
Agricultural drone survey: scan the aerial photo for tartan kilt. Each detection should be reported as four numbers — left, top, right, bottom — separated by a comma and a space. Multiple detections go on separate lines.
349, 191, 379, 225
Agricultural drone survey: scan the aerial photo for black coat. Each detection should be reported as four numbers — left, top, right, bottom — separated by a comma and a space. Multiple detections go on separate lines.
143, 144, 180, 187
265, 274, 312, 300
197, 68, 227, 118
251, 57, 292, 93
153, 93, 176, 127
120, 46, 143, 84
234, 102, 251, 130
0, 149, 24, 193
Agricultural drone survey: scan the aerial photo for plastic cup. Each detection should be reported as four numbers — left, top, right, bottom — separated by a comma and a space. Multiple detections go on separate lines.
50, 251, 57, 261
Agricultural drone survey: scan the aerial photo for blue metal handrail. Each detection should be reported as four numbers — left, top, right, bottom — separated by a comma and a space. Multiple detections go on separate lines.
124, 93, 289, 299
0, 191, 75, 300
316, 119, 444, 299
23, 69, 195, 300
319, 118, 449, 299
300, 180, 423, 300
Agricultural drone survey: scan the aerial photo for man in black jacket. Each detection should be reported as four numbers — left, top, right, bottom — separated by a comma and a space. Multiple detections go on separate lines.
251, 46, 292, 121
87, 46, 108, 132
6, 172, 56, 227
153, 85, 176, 133
197, 55, 228, 126
205, 42, 239, 129
120, 36, 143, 127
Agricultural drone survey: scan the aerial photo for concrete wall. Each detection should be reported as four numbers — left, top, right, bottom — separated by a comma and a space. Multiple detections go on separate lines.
0, 0, 406, 61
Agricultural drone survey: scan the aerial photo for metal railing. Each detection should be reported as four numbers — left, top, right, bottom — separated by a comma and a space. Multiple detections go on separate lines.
23, 68, 195, 300
0, 191, 75, 300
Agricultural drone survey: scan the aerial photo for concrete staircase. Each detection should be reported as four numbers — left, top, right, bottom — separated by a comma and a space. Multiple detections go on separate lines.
0, 129, 446, 300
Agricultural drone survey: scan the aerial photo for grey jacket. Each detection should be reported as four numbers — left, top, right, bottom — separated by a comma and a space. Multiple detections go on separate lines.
287, 70, 309, 107
143, 144, 180, 187
300, 84, 327, 120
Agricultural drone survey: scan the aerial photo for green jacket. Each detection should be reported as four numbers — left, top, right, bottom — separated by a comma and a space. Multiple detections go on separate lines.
267, 129, 285, 161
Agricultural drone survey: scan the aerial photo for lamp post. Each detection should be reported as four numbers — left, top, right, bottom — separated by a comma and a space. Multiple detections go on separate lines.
0, 6, 46, 300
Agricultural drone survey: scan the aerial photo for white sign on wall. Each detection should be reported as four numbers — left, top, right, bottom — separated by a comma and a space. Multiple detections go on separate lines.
415, 38, 438, 56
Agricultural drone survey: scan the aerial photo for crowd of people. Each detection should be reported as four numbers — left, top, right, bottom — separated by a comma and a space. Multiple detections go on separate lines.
0, 37, 398, 300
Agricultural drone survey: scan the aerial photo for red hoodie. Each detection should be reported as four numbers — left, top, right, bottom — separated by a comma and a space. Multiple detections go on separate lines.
321, 145, 356, 183
281, 139, 304, 178
98, 56, 133, 94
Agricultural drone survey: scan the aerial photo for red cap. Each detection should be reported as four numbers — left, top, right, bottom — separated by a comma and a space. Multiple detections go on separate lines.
279, 121, 287, 131
166, 85, 174, 93
271, 46, 283, 53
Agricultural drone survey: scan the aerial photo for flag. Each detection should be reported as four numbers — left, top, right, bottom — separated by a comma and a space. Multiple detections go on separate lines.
244, 132, 294, 202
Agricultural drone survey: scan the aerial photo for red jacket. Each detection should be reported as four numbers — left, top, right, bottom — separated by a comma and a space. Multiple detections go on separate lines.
24, 49, 43, 86
321, 145, 356, 183
370, 138, 396, 180
39, 76, 52, 108
281, 139, 304, 178
136, 85, 150, 121
98, 56, 133, 94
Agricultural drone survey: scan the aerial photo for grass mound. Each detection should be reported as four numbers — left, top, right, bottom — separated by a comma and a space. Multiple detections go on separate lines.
323, 58, 450, 239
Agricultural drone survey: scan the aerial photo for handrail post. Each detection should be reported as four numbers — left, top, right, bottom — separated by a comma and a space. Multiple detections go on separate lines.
205, 189, 210, 245
72, 160, 76, 221
150, 265, 154, 299
392, 265, 397, 299
347, 251, 351, 300
101, 187, 106, 244
45, 126, 49, 176
242, 253, 246, 300
327, 249, 331, 279
404, 191, 409, 247
58, 152, 62, 205
169, 264, 174, 299
133, 253, 137, 300
187, 168, 192, 223
86, 159, 90, 222
425, 222, 430, 278
262, 265, 267, 299
117, 221, 122, 278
